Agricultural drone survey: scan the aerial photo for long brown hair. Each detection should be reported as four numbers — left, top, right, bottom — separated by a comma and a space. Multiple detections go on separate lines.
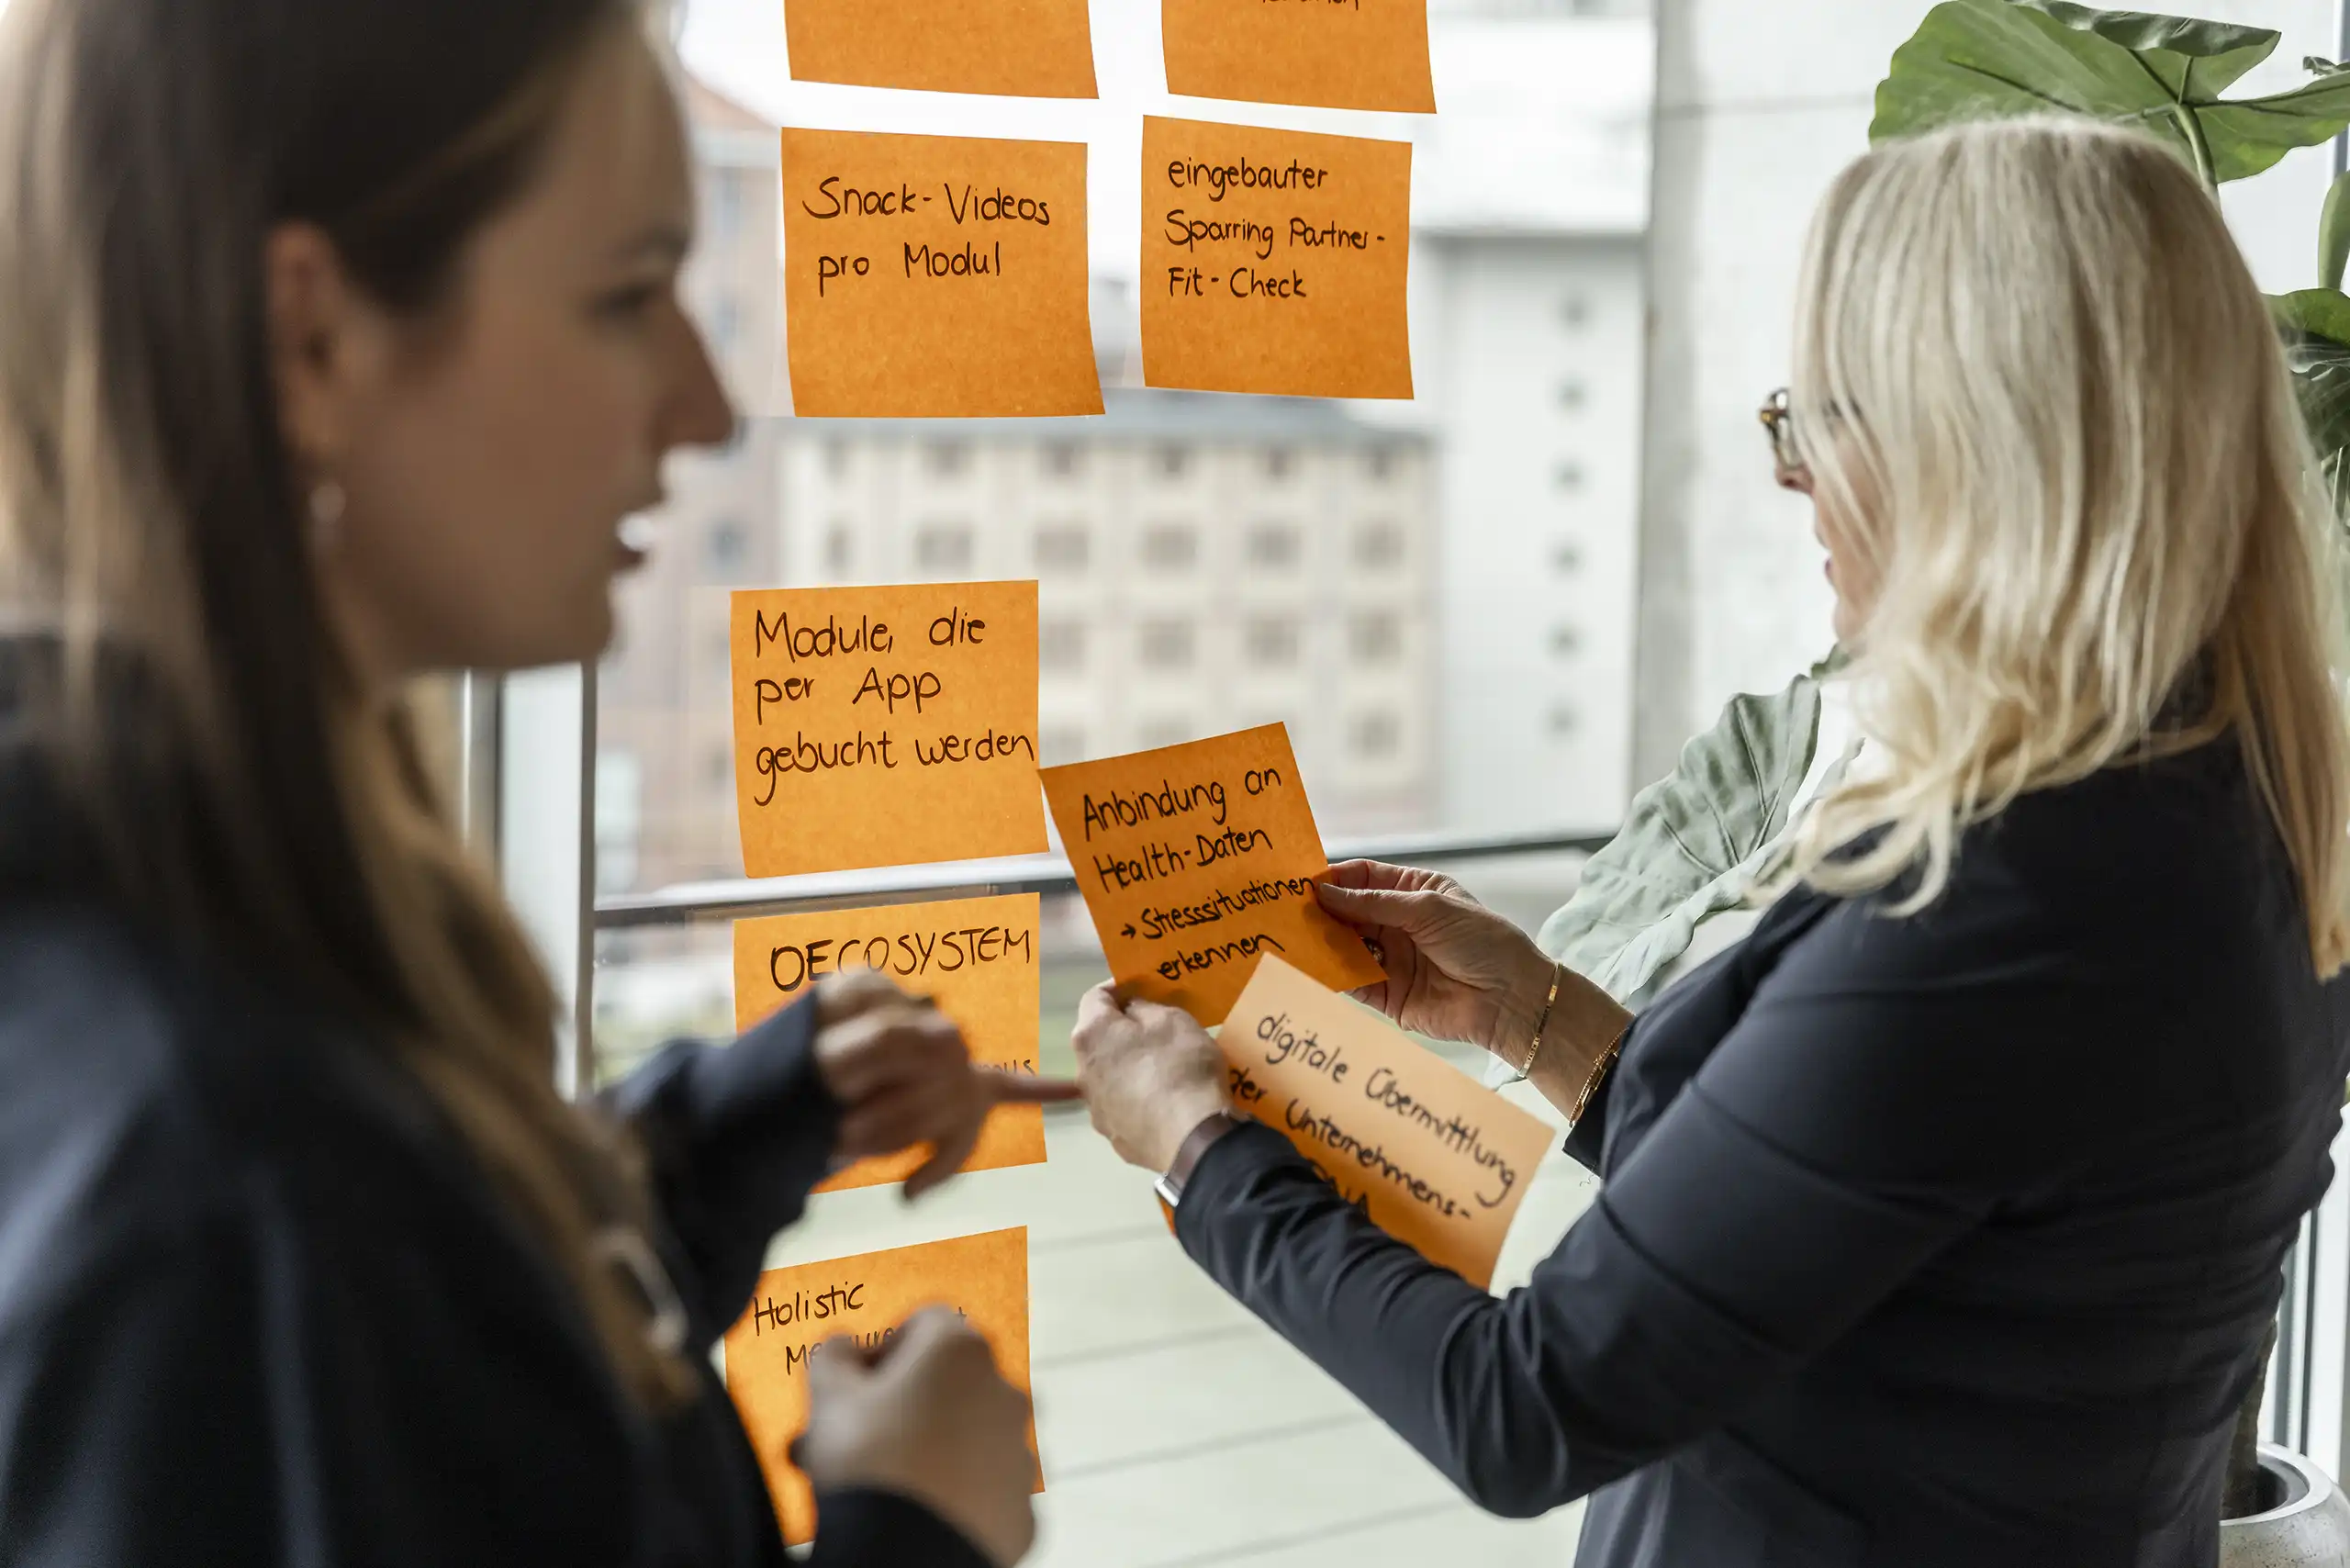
0, 0, 694, 1405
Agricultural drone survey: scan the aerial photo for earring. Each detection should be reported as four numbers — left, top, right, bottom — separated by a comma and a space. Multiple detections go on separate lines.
308, 479, 347, 554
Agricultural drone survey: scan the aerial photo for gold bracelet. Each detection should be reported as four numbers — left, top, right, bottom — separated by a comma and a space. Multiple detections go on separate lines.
1520, 963, 1563, 1076
1569, 1021, 1629, 1128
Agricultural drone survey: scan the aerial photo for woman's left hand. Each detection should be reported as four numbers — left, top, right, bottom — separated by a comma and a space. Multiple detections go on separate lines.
1069, 982, 1232, 1171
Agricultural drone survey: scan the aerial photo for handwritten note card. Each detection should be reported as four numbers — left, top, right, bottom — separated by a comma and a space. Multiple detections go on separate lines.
1039, 724, 1382, 1025
733, 895, 1047, 1193
731, 582, 1046, 878
1163, 0, 1435, 113
785, 0, 1097, 98
1221, 957, 1551, 1289
782, 129, 1102, 417
725, 1228, 1039, 1546
1141, 118, 1413, 401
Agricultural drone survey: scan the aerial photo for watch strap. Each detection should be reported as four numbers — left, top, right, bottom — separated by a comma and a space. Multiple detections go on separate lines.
1153, 1111, 1248, 1218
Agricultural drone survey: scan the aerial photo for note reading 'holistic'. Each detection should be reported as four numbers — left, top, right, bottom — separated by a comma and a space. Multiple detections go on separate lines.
1141, 118, 1414, 401
725, 1227, 1038, 1546
782, 129, 1102, 417
1221, 957, 1552, 1289
1162, 0, 1435, 113
785, 0, 1098, 98
731, 582, 1046, 878
1040, 724, 1383, 1026
733, 894, 1047, 1193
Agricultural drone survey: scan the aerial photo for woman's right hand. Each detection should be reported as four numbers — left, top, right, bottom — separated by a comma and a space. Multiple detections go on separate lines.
1316, 860, 1560, 1060
795, 1307, 1038, 1566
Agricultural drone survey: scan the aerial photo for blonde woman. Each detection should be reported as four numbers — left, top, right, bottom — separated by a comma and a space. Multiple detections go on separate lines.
1077, 118, 2350, 1567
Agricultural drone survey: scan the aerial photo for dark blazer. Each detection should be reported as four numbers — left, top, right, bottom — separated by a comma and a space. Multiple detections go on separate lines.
0, 772, 989, 1565
1176, 739, 2350, 1567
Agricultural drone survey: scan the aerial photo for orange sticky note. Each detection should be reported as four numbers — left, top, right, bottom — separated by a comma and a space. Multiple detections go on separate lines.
1141, 117, 1413, 401
782, 129, 1102, 418
724, 1228, 1039, 1547
1163, 0, 1434, 113
733, 895, 1047, 1193
1039, 724, 1382, 1025
785, 0, 1097, 98
731, 582, 1047, 877
1220, 957, 1552, 1290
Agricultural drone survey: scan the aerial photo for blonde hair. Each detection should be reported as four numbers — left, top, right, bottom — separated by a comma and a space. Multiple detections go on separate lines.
1785, 116, 2350, 974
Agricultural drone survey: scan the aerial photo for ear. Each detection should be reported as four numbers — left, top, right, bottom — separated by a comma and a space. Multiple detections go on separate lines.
263, 222, 384, 471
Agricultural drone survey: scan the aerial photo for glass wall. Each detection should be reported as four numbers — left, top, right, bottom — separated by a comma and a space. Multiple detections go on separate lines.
588, 3, 1655, 1561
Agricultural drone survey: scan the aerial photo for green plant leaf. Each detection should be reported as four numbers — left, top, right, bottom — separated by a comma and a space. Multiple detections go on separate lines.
1872, 1, 2350, 185
2271, 290, 2350, 512
2321, 171, 2350, 292
1537, 668, 1827, 1004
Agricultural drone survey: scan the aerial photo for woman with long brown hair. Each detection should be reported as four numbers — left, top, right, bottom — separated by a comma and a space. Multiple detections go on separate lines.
0, 1, 1061, 1562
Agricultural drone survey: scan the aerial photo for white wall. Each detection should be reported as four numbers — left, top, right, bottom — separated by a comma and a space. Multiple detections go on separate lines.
1632, 0, 2344, 782
1424, 234, 1646, 833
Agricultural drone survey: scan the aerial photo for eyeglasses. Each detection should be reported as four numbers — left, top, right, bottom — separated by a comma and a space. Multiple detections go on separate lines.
1759, 386, 1802, 474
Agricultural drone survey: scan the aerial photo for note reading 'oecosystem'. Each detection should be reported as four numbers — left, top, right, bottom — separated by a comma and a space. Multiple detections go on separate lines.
1040, 724, 1383, 1026
1221, 956, 1552, 1289
731, 582, 1046, 878
1142, 117, 1413, 401
785, 0, 1097, 98
783, 129, 1102, 417
733, 894, 1047, 1193
724, 1227, 1038, 1547
1162, 0, 1434, 113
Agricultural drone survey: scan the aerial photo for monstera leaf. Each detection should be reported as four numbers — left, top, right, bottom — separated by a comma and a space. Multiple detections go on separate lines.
1874, 1, 2350, 185
1537, 664, 1830, 1005
2272, 288, 2350, 516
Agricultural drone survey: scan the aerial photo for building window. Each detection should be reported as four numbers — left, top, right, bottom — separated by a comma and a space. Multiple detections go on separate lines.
914, 524, 973, 575
1367, 447, 1397, 482
1550, 703, 1580, 736
1141, 525, 1197, 571
1554, 462, 1585, 491
1040, 619, 1086, 673
927, 441, 970, 476
1561, 295, 1591, 330
1245, 617, 1300, 666
1246, 524, 1301, 568
706, 519, 745, 579
1350, 711, 1401, 758
1552, 540, 1584, 573
824, 522, 854, 577
1263, 447, 1295, 479
1348, 611, 1402, 663
1040, 725, 1087, 766
1156, 444, 1191, 479
706, 745, 732, 787
1138, 620, 1194, 669
1139, 719, 1195, 751
707, 173, 743, 245
1550, 624, 1583, 656
1044, 442, 1081, 477
1558, 380, 1587, 411
824, 440, 852, 480
1035, 524, 1089, 574
1353, 521, 1404, 570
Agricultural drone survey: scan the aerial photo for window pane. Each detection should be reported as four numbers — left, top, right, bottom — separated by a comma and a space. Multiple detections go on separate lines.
596, 13, 1656, 1559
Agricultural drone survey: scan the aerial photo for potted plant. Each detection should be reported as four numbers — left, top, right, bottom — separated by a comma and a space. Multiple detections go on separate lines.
1543, 3, 2350, 1558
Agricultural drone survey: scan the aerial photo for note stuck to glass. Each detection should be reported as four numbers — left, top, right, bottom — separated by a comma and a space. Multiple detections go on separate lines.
1219, 955, 1553, 1290
723, 1227, 1039, 1546
1039, 723, 1383, 1025
784, 0, 1097, 98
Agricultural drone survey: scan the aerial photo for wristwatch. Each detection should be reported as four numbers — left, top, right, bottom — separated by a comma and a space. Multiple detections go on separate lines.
1153, 1111, 1248, 1218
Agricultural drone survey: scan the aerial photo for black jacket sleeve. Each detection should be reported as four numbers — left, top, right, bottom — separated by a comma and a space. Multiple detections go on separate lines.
808, 1490, 996, 1568
602, 996, 841, 1349
1174, 896, 2068, 1518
